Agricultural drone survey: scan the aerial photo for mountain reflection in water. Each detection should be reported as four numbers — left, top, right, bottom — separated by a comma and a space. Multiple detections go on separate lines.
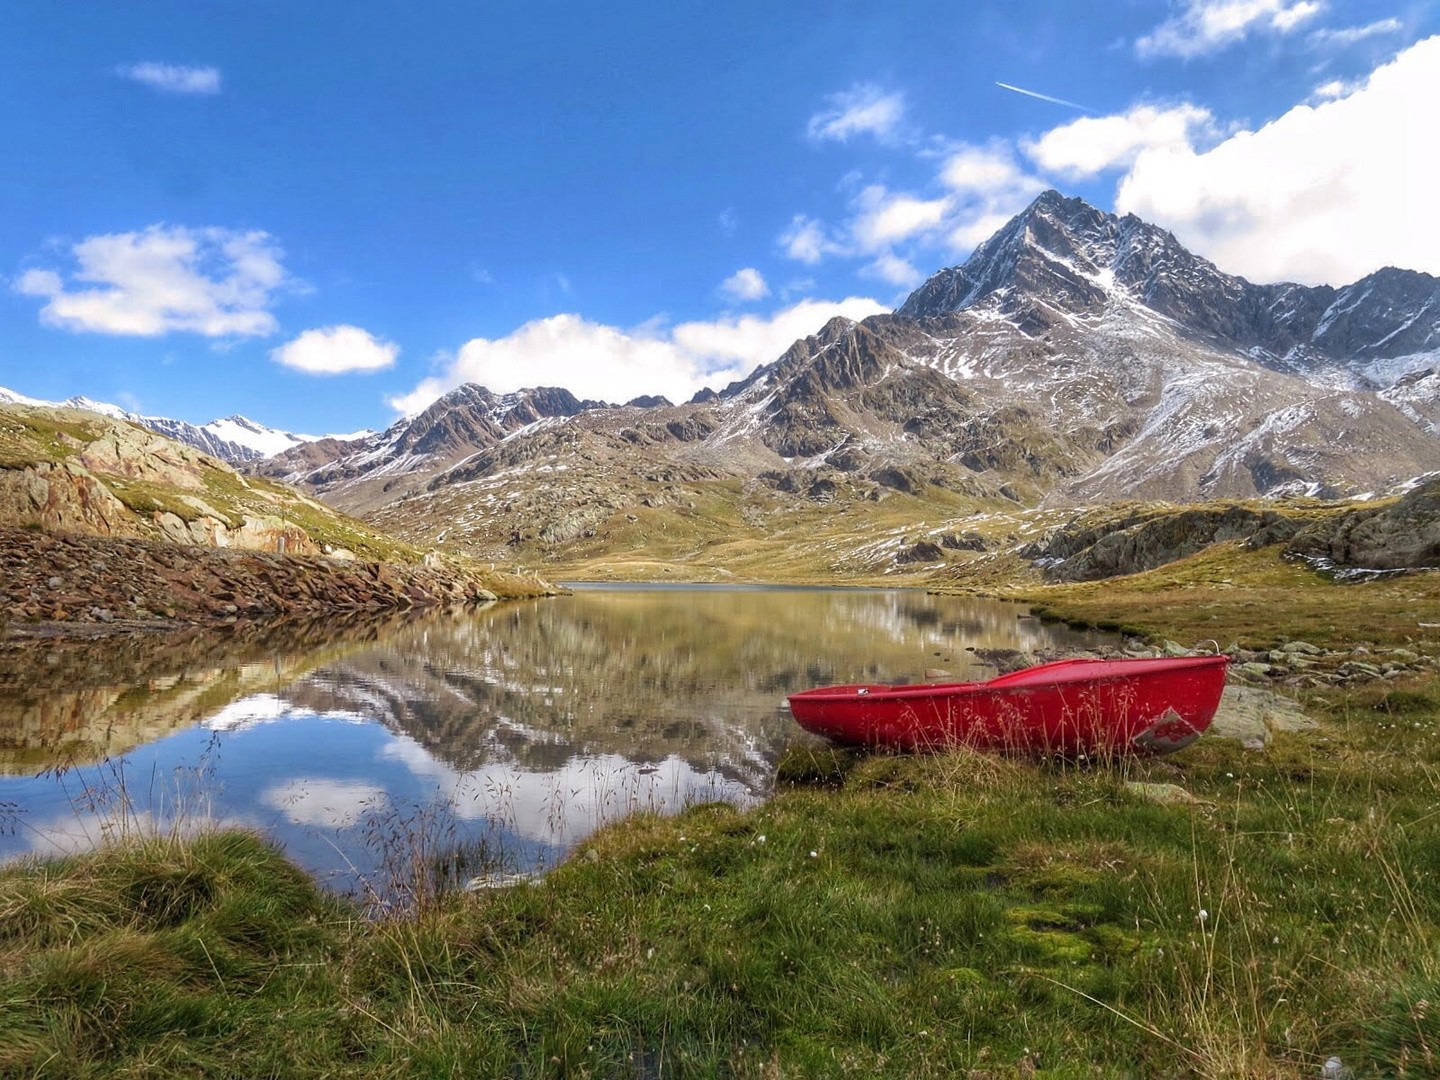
0, 586, 1107, 893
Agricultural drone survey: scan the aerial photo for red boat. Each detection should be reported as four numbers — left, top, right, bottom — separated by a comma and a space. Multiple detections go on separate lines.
787, 655, 1229, 756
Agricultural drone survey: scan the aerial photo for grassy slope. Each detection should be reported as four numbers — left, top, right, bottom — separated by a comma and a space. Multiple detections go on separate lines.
984, 541, 1440, 651
2, 405, 428, 566
502, 482, 1018, 585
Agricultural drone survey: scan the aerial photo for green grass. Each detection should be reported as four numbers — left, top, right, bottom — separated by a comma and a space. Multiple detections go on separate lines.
4, 679, 1440, 1077
0, 412, 104, 469
104, 476, 226, 525
995, 542, 1440, 651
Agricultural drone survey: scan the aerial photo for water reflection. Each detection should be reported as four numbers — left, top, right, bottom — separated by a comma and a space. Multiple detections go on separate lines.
0, 586, 1107, 893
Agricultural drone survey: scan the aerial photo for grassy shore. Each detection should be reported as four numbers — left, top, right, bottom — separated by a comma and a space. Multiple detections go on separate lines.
972, 541, 1440, 652
4, 550, 1440, 1077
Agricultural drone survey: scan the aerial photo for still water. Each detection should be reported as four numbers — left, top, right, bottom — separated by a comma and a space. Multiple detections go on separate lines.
0, 586, 1106, 895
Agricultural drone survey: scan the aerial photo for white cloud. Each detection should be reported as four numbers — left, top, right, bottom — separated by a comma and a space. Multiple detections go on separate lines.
718, 267, 770, 302
15, 225, 286, 337
807, 83, 906, 143
778, 142, 1046, 276
1114, 34, 1440, 284
936, 144, 1046, 253
1023, 104, 1216, 178
1271, 0, 1324, 31
779, 277, 816, 301
939, 144, 1034, 194
272, 325, 399, 375
949, 212, 1023, 251
1310, 17, 1403, 45
116, 62, 221, 95
261, 778, 390, 829
850, 186, 952, 251
388, 296, 886, 414
864, 253, 924, 287
1311, 78, 1358, 100
780, 215, 844, 264
1137, 0, 1325, 58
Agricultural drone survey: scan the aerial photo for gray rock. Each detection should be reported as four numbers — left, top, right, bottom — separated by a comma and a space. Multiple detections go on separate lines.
465, 869, 545, 891
1282, 640, 1323, 655
1288, 476, 1440, 571
1126, 781, 1207, 806
1340, 661, 1383, 678
895, 539, 946, 565
1210, 686, 1318, 749
1162, 639, 1191, 658
45, 576, 62, 589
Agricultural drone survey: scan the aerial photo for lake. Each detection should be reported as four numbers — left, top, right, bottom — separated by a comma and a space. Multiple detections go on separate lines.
0, 586, 1107, 901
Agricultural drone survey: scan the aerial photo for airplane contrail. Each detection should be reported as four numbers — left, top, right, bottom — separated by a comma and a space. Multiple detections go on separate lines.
995, 81, 1089, 111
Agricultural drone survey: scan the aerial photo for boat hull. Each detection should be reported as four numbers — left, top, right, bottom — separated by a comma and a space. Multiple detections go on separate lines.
787, 656, 1230, 756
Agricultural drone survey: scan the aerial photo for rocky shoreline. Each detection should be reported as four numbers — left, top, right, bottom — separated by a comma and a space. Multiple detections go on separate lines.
0, 526, 556, 638
976, 637, 1439, 691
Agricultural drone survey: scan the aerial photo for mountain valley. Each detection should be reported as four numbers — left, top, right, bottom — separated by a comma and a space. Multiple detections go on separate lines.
223, 191, 1440, 579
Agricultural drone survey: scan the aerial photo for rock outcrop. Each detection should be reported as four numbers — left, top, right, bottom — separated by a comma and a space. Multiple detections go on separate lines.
1286, 477, 1440, 570
1021, 504, 1320, 582
2, 402, 411, 563
0, 461, 143, 539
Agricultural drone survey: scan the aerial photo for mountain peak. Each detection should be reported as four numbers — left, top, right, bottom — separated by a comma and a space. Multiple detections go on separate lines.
895, 190, 1440, 368
896, 191, 1211, 322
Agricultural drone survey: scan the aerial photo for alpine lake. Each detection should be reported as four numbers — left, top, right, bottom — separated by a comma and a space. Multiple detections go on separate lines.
0, 586, 1107, 900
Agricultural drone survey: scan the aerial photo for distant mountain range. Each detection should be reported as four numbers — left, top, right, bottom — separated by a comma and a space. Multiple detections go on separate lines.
0, 386, 373, 462
13, 191, 1440, 569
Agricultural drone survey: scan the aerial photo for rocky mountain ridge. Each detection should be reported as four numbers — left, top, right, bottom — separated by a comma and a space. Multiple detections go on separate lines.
22, 191, 1440, 577
899, 190, 1440, 387
260, 191, 1440, 573
0, 385, 369, 463
250, 383, 618, 511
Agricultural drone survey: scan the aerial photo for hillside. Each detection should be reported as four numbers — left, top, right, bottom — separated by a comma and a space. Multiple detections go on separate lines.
0, 402, 554, 626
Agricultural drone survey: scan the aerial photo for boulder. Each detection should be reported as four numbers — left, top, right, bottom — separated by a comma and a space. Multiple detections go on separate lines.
1126, 781, 1207, 806
1023, 504, 1308, 582
1209, 686, 1318, 749
940, 531, 987, 551
895, 539, 945, 565
1287, 477, 1440, 571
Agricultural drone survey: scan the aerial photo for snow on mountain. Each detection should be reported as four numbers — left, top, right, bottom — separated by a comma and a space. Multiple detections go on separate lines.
344, 191, 1440, 559
898, 190, 1440, 389
0, 385, 339, 462
249, 383, 611, 511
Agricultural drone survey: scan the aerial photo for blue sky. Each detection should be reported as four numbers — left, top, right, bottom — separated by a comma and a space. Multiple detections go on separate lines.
1, 1, 1434, 433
